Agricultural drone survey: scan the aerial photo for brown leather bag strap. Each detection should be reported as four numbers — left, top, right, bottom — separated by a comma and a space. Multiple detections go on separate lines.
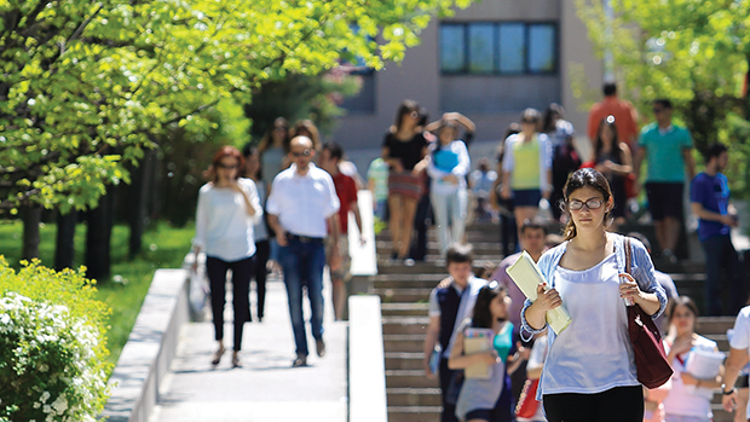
624, 237, 632, 274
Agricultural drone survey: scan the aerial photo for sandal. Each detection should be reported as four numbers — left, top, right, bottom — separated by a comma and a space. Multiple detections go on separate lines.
211, 345, 226, 366
232, 351, 242, 368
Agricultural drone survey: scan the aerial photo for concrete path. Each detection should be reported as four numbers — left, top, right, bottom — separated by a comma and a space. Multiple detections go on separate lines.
150, 275, 347, 422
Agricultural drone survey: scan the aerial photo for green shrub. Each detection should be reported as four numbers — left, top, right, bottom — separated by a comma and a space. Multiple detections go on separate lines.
0, 258, 112, 422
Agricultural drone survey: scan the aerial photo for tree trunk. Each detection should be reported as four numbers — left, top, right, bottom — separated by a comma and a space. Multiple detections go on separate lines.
21, 205, 42, 261
55, 210, 77, 270
128, 149, 156, 258
85, 187, 115, 282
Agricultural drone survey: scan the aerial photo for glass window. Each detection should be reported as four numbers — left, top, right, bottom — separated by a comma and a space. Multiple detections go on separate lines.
529, 25, 556, 73
440, 22, 556, 75
497, 24, 525, 73
440, 25, 465, 73
468, 24, 494, 73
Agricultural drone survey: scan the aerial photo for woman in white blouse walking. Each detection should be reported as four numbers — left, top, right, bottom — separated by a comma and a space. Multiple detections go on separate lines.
193, 146, 262, 368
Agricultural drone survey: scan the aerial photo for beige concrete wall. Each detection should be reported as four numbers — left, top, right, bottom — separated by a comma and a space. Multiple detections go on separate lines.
331, 0, 603, 153
561, 0, 604, 160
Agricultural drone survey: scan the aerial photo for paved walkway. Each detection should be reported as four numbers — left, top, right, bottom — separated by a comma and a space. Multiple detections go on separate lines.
150, 275, 347, 422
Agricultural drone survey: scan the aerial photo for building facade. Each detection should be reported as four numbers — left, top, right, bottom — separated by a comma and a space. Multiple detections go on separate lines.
333, 0, 603, 156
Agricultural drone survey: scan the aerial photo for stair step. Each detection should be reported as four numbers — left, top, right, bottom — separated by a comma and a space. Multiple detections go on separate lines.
374, 288, 433, 303
377, 240, 501, 255
381, 303, 430, 317
387, 388, 442, 406
384, 334, 426, 352
382, 316, 431, 335
377, 258, 501, 274
385, 352, 426, 370
386, 370, 439, 388
387, 406, 441, 422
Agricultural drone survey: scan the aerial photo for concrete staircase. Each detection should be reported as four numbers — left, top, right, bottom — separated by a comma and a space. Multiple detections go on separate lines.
371, 221, 736, 422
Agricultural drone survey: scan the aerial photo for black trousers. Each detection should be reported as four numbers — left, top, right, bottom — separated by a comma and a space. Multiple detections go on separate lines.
253, 240, 270, 320
206, 255, 254, 351
439, 357, 459, 422
543, 385, 643, 422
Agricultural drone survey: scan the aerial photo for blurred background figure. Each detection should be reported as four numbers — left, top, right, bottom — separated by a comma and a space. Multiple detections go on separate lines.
242, 144, 271, 323
424, 119, 471, 255
367, 156, 390, 223
490, 122, 522, 257
291, 119, 322, 152
542, 103, 579, 223
500, 109, 552, 250
593, 115, 633, 233
382, 100, 428, 263
470, 157, 498, 223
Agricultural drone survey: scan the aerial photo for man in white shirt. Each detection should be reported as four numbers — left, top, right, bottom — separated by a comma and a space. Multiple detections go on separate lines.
267, 136, 341, 367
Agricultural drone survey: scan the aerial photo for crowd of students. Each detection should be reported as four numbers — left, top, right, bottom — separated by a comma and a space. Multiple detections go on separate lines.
189, 82, 749, 420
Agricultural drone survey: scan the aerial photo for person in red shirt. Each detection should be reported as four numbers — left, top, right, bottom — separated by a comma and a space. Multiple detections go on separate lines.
319, 142, 364, 320
587, 82, 639, 151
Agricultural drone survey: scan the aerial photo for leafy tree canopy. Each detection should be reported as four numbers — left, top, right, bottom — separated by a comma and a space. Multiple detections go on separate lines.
0, 0, 472, 213
576, 0, 750, 196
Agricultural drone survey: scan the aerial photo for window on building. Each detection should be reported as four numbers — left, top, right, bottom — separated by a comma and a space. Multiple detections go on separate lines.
440, 22, 558, 75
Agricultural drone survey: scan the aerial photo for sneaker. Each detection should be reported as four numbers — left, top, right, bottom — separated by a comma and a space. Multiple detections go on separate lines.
292, 354, 307, 367
403, 258, 415, 267
316, 339, 326, 358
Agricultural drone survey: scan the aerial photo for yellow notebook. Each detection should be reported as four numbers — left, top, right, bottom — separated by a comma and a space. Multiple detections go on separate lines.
463, 328, 495, 379
505, 251, 571, 335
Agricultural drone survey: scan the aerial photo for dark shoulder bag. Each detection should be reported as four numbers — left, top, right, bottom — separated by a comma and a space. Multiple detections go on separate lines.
624, 238, 674, 389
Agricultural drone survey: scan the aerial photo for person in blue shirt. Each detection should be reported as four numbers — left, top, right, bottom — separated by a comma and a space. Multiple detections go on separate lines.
690, 142, 746, 316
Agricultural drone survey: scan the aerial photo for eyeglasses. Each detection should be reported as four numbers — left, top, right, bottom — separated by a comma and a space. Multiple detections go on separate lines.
217, 163, 238, 170
291, 149, 312, 158
568, 198, 605, 211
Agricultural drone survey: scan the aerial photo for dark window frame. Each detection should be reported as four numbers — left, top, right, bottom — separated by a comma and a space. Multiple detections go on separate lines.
439, 21, 559, 76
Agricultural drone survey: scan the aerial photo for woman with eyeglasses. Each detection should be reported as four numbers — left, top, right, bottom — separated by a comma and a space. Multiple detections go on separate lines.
449, 282, 521, 422
192, 146, 263, 368
382, 100, 429, 262
424, 118, 471, 255
594, 115, 633, 233
500, 108, 552, 249
522, 168, 667, 422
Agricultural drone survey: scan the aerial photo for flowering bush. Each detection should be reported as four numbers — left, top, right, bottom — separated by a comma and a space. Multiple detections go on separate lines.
0, 258, 111, 422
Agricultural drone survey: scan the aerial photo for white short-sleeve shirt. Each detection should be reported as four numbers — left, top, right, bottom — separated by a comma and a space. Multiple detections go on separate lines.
266, 163, 340, 238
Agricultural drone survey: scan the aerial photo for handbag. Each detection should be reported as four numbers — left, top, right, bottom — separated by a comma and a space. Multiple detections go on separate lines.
624, 238, 674, 389
514, 378, 540, 418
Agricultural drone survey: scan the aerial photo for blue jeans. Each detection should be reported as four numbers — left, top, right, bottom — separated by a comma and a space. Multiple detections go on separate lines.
702, 234, 747, 316
279, 236, 326, 356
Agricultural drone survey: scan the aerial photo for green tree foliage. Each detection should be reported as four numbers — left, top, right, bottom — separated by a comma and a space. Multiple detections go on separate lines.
0, 0, 473, 214
576, 0, 750, 196
247, 70, 362, 142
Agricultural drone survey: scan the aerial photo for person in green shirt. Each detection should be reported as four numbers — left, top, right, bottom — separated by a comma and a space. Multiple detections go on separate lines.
634, 99, 695, 263
500, 108, 553, 250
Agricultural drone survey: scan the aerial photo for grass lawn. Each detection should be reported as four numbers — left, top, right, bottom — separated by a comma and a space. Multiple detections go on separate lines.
0, 220, 194, 366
